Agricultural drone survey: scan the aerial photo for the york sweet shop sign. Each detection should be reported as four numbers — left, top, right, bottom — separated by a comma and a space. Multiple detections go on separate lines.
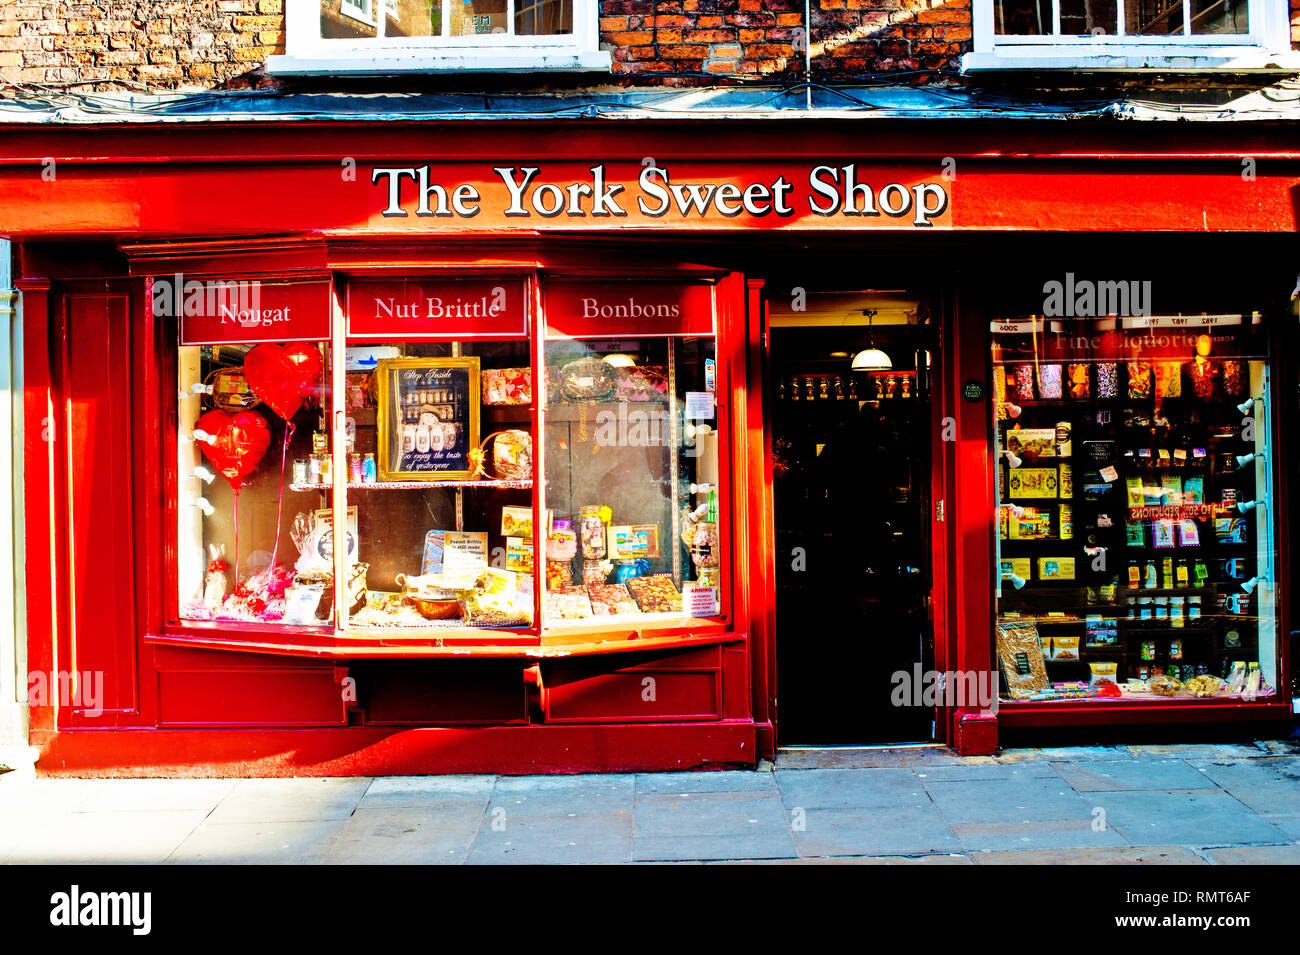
369, 163, 952, 228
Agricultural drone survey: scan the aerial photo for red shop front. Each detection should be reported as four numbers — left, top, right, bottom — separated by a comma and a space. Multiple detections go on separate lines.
2, 120, 1298, 775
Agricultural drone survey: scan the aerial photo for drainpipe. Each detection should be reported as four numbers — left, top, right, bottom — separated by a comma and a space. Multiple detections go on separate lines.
0, 238, 28, 772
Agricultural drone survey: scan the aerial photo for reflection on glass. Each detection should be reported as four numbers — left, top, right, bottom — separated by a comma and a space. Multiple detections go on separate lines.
516, 0, 572, 35
1060, 0, 1117, 34
322, 0, 437, 38
1190, 0, 1247, 33
1126, 0, 1183, 34
452, 0, 508, 36
177, 341, 333, 626
322, 0, 380, 38
995, 0, 1052, 34
991, 313, 1278, 705
542, 337, 721, 623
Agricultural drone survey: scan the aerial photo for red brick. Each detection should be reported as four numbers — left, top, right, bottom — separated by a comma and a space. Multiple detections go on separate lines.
605, 29, 655, 43
710, 42, 743, 55
231, 45, 269, 60
98, 49, 143, 65
917, 7, 967, 21
746, 42, 791, 55
599, 15, 630, 29
942, 24, 972, 40
55, 34, 108, 50
233, 14, 279, 30
776, 11, 803, 23
685, 27, 735, 40
740, 27, 765, 39
256, 0, 283, 11
656, 29, 684, 41
704, 58, 737, 71
660, 43, 710, 56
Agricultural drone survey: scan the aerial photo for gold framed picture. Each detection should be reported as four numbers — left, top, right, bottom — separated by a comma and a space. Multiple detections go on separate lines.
375, 357, 481, 482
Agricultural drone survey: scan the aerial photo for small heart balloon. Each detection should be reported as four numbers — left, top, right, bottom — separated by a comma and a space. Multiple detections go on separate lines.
243, 342, 323, 422
195, 409, 271, 490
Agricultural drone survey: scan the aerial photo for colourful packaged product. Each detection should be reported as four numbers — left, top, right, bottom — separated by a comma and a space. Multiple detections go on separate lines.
1037, 364, 1063, 399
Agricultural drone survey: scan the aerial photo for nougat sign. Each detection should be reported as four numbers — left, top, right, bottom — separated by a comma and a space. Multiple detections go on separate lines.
370, 163, 951, 229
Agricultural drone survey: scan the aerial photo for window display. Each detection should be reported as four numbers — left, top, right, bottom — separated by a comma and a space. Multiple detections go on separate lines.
335, 339, 536, 630
992, 313, 1278, 703
542, 333, 722, 624
171, 276, 728, 640
177, 339, 334, 626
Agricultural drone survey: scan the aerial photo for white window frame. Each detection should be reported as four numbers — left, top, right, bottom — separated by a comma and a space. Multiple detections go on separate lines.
268, 0, 610, 74
963, 0, 1300, 69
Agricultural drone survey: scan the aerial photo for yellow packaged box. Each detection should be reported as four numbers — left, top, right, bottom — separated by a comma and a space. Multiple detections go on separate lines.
1038, 557, 1076, 580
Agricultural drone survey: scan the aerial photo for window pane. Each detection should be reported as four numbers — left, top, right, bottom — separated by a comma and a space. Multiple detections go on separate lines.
177, 340, 334, 626
1126, 0, 1183, 35
516, 0, 572, 35
543, 337, 722, 623
992, 313, 1279, 705
384, 0, 437, 36
322, 0, 379, 38
345, 340, 536, 631
1190, 0, 1248, 33
1060, 0, 1117, 34
451, 0, 508, 36
995, 0, 1052, 35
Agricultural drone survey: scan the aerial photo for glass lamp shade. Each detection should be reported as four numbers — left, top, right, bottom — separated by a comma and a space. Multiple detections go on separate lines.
851, 348, 892, 371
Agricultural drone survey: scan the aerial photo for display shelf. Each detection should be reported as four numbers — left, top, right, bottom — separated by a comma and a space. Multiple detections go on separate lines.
290, 479, 533, 491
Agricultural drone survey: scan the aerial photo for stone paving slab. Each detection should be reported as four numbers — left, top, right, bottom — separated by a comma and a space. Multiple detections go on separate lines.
949, 818, 1130, 852
922, 776, 1099, 825
635, 770, 776, 794
1, 809, 210, 865
776, 768, 931, 809
712, 853, 973, 865
470, 812, 635, 865
166, 819, 342, 865
910, 763, 1060, 782
205, 778, 372, 825
1186, 757, 1300, 815
1053, 758, 1218, 792
971, 846, 1207, 865
1203, 844, 1300, 864
791, 805, 961, 857
634, 790, 790, 838
321, 807, 481, 864
1092, 790, 1293, 847
774, 749, 909, 770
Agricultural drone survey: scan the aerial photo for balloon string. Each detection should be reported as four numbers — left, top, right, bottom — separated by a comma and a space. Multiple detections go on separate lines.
267, 420, 295, 572
232, 489, 240, 587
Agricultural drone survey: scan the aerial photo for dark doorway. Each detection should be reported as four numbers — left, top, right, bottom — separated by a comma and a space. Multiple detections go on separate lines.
771, 304, 936, 744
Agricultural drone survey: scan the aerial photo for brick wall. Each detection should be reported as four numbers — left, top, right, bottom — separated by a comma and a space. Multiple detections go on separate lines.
0, 0, 1297, 93
0, 1, 284, 89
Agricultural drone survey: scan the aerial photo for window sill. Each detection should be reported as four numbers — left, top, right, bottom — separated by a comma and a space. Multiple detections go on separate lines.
265, 50, 613, 75
962, 48, 1300, 72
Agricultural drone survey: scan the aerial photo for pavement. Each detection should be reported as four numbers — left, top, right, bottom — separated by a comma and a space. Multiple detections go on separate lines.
2, 741, 1299, 864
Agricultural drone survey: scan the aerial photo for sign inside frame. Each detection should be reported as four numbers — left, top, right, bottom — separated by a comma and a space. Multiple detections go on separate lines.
376, 357, 480, 481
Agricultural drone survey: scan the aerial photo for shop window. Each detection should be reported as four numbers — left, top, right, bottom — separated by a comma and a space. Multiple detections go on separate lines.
965, 0, 1297, 69
169, 274, 729, 645
268, 0, 610, 74
991, 311, 1280, 704
540, 282, 724, 626
176, 335, 336, 627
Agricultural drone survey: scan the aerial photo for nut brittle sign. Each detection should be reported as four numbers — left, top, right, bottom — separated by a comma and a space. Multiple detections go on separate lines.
370, 162, 951, 228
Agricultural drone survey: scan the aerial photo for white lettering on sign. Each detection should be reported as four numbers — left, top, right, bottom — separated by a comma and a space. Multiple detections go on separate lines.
372, 163, 949, 226
372, 295, 505, 320
219, 304, 291, 328
580, 297, 681, 320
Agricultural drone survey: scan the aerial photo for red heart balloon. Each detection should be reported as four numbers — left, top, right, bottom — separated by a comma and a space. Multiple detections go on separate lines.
196, 409, 271, 490
244, 343, 323, 422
